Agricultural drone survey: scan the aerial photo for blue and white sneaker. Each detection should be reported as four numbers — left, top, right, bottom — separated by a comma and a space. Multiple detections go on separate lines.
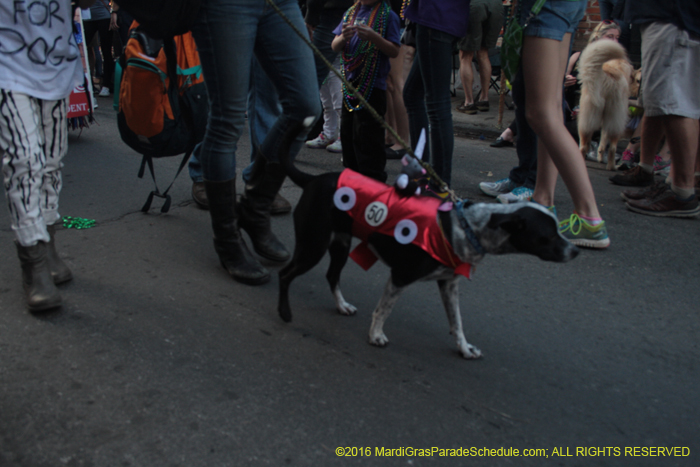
479, 177, 517, 198
497, 186, 534, 204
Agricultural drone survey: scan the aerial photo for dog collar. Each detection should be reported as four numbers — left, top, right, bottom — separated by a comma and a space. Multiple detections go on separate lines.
454, 200, 486, 256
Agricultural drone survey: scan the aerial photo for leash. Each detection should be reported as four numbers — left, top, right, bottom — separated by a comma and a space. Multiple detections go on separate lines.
263, 0, 459, 203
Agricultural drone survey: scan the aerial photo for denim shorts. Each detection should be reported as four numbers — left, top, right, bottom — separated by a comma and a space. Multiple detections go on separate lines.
520, 0, 586, 41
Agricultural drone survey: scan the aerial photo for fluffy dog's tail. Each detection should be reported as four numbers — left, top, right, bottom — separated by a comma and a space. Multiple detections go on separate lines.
578, 40, 631, 108
276, 117, 317, 188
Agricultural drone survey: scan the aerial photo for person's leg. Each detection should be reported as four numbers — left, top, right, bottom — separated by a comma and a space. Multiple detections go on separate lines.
403, 43, 428, 161
254, 0, 320, 164
191, 0, 270, 284
525, 35, 600, 219
352, 90, 388, 182
458, 50, 475, 106
509, 69, 537, 188
312, 9, 343, 88
0, 92, 62, 310
663, 116, 698, 192
97, 18, 115, 93
404, 24, 456, 185
340, 104, 357, 171
476, 48, 491, 103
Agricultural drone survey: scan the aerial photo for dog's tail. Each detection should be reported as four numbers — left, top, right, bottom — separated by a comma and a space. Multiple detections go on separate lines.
578, 39, 631, 108
275, 116, 317, 189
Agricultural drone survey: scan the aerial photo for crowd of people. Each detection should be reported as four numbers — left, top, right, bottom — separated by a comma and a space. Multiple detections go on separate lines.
1, 0, 699, 312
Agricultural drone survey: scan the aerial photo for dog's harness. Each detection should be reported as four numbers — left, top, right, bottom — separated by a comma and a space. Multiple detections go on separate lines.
335, 169, 472, 278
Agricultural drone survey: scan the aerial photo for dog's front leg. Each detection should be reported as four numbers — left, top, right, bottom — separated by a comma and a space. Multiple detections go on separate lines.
368, 278, 404, 347
438, 278, 482, 359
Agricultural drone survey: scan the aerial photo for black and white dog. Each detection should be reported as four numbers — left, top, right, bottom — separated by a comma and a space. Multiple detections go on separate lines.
276, 123, 579, 359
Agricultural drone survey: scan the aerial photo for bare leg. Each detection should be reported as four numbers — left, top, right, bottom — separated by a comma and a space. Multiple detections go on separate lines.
524, 34, 601, 219
663, 116, 699, 191
476, 48, 491, 103
459, 50, 475, 106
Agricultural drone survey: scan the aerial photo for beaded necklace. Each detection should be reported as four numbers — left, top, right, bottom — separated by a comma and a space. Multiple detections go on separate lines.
341, 1, 391, 111
399, 0, 410, 19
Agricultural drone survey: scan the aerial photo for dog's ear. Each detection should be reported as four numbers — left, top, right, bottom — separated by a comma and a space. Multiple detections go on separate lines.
487, 213, 526, 234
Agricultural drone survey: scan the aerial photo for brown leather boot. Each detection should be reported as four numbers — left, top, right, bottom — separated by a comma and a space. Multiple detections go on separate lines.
47, 225, 73, 284
16, 241, 62, 312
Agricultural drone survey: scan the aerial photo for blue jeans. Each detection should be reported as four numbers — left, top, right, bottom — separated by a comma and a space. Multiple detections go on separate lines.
403, 24, 456, 185
190, 0, 320, 182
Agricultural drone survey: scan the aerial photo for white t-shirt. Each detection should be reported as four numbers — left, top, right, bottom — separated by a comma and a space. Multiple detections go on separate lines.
0, 0, 84, 100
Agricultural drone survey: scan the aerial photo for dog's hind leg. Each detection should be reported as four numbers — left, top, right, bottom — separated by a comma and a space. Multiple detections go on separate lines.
438, 278, 482, 359
278, 234, 331, 323
326, 232, 356, 315
368, 278, 404, 347
596, 131, 615, 163
605, 132, 619, 171
579, 130, 592, 160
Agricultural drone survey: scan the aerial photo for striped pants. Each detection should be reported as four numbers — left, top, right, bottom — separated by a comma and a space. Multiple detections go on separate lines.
1, 90, 67, 247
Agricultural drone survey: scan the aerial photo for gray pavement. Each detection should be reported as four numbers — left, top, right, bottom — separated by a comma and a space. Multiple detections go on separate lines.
1, 93, 699, 467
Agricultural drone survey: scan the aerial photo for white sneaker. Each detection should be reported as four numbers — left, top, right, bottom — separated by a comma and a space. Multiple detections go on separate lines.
98, 87, 110, 97
306, 133, 334, 149
479, 177, 516, 197
326, 139, 342, 153
496, 186, 534, 204
92, 97, 98, 109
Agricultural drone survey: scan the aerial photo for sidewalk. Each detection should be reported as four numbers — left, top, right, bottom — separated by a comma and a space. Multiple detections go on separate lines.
450, 76, 515, 141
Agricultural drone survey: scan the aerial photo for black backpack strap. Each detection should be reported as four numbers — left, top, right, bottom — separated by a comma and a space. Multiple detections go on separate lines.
139, 146, 193, 213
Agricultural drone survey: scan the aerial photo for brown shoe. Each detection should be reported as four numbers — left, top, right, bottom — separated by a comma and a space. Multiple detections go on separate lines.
192, 181, 208, 209
476, 100, 490, 111
609, 165, 654, 187
456, 103, 478, 114
620, 180, 669, 202
626, 190, 700, 218
270, 193, 292, 215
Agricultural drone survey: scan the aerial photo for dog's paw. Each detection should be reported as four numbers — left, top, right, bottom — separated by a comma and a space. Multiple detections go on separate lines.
369, 332, 389, 347
459, 343, 482, 360
336, 300, 357, 316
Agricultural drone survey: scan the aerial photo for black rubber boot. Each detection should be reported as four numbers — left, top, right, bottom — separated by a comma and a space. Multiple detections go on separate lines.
238, 157, 290, 262
204, 179, 270, 285
16, 241, 62, 312
47, 225, 73, 285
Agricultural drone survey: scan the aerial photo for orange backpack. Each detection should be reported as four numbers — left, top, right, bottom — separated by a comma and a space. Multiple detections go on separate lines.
117, 23, 208, 213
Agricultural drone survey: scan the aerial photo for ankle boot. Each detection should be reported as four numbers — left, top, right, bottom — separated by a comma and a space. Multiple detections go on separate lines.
16, 241, 62, 312
47, 225, 73, 284
238, 157, 290, 262
204, 179, 270, 285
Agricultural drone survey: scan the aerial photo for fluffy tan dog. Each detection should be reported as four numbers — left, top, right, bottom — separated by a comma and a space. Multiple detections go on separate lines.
577, 40, 634, 170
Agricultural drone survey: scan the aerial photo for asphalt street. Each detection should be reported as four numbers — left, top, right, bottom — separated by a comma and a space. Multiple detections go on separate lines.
1, 96, 699, 467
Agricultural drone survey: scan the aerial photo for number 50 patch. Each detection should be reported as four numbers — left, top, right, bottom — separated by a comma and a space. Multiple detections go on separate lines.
364, 201, 388, 227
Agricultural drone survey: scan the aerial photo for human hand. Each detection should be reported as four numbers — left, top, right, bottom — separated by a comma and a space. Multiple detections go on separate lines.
564, 74, 577, 87
355, 23, 377, 42
109, 13, 119, 31
341, 22, 356, 41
